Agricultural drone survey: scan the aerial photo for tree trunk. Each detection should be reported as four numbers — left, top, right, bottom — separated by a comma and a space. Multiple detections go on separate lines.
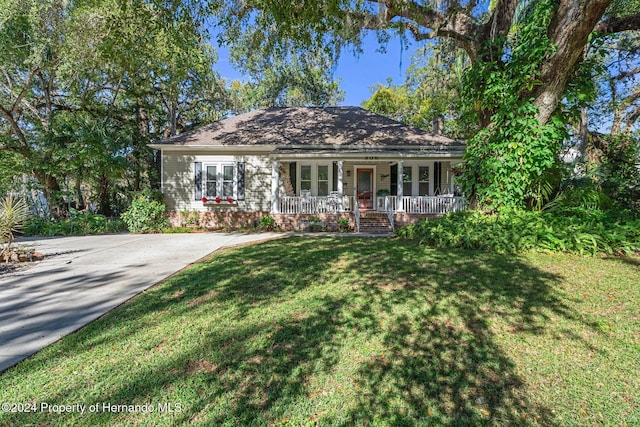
97, 173, 112, 217
533, 0, 612, 125
33, 170, 64, 217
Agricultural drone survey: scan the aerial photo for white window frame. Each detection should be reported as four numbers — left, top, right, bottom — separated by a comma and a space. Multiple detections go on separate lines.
204, 162, 237, 199
402, 162, 434, 196
297, 162, 334, 196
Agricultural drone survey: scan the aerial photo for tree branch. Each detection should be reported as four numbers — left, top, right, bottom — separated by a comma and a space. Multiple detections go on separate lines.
595, 13, 640, 34
479, 0, 519, 43
0, 104, 30, 153
363, 0, 481, 59
623, 105, 640, 134
614, 65, 640, 80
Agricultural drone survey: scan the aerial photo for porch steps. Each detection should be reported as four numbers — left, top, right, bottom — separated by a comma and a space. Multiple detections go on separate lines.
358, 211, 393, 234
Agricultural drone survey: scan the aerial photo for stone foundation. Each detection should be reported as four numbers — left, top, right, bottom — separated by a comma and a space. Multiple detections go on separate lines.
167, 210, 433, 232
168, 211, 269, 230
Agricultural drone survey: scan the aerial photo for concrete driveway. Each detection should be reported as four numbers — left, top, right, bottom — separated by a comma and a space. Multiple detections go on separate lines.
0, 232, 282, 373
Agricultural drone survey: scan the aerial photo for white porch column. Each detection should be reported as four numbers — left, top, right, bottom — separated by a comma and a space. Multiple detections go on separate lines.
337, 160, 344, 212
396, 160, 404, 212
271, 161, 280, 214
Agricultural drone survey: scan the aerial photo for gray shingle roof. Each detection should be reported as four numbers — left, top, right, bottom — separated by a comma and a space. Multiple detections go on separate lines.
155, 107, 464, 148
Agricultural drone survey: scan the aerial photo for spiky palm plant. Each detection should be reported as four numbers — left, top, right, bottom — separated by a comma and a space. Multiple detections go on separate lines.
0, 196, 29, 257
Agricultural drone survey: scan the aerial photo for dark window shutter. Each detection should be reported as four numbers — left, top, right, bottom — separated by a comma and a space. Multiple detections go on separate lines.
289, 162, 297, 194
237, 162, 245, 200
390, 164, 398, 196
194, 162, 202, 200
434, 162, 441, 195
332, 162, 338, 192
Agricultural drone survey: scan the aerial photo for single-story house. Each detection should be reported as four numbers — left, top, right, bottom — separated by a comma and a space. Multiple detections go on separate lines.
149, 106, 466, 232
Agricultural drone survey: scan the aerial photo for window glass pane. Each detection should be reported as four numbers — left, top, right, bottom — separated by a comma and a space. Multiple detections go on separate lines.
419, 166, 429, 182
402, 166, 412, 196
301, 165, 311, 181
222, 165, 234, 197
223, 182, 234, 197
317, 165, 329, 196
402, 166, 412, 182
358, 170, 372, 191
318, 181, 328, 196
207, 166, 217, 181
223, 165, 234, 181
317, 165, 328, 181
206, 166, 217, 197
419, 166, 429, 195
300, 165, 311, 193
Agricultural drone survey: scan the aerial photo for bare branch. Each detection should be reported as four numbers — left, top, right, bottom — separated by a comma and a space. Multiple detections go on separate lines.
403, 22, 435, 41
614, 66, 640, 80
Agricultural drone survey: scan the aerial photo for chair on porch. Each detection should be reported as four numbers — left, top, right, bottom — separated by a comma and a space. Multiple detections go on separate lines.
327, 191, 340, 213
300, 190, 312, 213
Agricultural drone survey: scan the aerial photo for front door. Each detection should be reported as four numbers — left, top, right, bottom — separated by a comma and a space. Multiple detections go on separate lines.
356, 168, 374, 210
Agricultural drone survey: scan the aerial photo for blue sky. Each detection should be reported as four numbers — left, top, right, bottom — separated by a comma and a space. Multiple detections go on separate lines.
215, 33, 417, 107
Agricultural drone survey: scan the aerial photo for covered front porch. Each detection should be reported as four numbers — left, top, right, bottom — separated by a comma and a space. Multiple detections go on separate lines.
269, 157, 466, 231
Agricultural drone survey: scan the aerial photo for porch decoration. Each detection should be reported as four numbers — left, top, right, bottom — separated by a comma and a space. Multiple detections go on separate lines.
202, 196, 236, 204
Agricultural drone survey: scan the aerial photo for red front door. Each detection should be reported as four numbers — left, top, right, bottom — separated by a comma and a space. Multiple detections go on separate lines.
356, 169, 374, 210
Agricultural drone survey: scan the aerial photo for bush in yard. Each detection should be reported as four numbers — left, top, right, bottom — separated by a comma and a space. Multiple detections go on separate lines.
338, 217, 350, 232
398, 208, 640, 256
24, 214, 126, 237
121, 195, 167, 233
258, 215, 277, 231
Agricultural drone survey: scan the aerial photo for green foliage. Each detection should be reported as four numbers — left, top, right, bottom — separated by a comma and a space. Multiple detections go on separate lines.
362, 41, 474, 139
161, 226, 201, 234
459, 0, 570, 210
225, 46, 344, 111
24, 213, 126, 237
0, 0, 222, 215
596, 134, 640, 213
0, 196, 29, 247
258, 215, 277, 231
398, 209, 640, 256
179, 209, 200, 226
120, 196, 167, 233
337, 217, 350, 232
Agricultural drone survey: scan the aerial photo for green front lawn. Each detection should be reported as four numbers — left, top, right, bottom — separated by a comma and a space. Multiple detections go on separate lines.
1, 237, 638, 426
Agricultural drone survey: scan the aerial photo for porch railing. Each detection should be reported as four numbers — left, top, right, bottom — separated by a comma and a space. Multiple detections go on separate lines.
388, 196, 466, 214
279, 195, 354, 214
278, 195, 465, 215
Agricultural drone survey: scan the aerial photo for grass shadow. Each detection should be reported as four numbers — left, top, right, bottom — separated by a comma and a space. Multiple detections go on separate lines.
0, 237, 612, 425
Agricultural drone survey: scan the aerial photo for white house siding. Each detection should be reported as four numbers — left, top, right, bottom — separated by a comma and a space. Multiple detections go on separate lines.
162, 150, 272, 212
162, 152, 464, 213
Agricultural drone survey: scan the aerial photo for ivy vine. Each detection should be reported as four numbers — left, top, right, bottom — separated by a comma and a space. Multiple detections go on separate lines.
458, 0, 569, 210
